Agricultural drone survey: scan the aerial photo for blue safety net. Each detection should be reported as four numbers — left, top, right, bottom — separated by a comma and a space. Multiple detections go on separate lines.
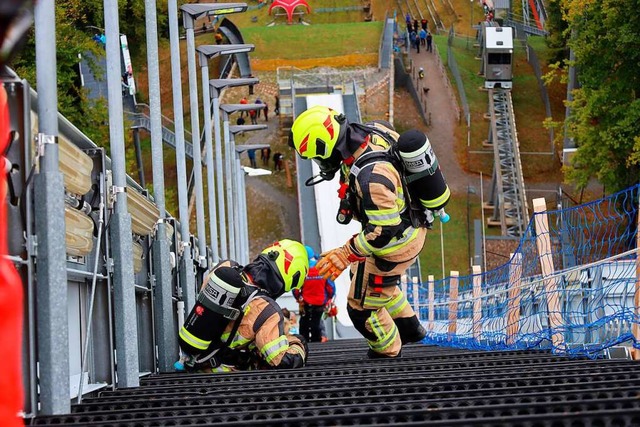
409, 184, 639, 358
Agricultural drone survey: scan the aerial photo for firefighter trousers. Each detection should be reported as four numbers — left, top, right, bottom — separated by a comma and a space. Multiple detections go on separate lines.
347, 228, 427, 357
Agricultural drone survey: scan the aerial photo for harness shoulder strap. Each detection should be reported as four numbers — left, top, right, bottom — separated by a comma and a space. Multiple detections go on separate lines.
349, 150, 391, 185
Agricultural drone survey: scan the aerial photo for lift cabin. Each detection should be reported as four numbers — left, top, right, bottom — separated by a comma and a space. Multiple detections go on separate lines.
483, 26, 513, 89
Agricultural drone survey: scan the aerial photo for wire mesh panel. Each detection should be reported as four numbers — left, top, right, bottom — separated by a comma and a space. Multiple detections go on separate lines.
423, 184, 639, 357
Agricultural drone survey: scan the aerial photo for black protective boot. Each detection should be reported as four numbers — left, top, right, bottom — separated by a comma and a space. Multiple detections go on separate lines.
394, 316, 427, 343
367, 348, 401, 359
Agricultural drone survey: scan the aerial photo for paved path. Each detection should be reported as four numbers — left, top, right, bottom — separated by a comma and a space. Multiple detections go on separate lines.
406, 45, 478, 195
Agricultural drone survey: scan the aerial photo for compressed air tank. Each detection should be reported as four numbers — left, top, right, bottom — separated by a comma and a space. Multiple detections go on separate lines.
178, 266, 246, 356
396, 129, 451, 212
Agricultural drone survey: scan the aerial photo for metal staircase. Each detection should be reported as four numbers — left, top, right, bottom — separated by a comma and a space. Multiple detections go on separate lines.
33, 339, 640, 426
485, 89, 529, 237
127, 103, 196, 161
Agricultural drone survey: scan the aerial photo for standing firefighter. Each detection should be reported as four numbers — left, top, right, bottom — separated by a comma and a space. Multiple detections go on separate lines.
289, 106, 450, 358
177, 239, 310, 372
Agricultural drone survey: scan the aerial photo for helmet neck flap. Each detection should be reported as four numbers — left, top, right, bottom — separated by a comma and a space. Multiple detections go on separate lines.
243, 255, 287, 299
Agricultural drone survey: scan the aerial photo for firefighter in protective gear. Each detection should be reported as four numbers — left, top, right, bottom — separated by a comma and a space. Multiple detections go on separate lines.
177, 239, 310, 372
290, 106, 429, 358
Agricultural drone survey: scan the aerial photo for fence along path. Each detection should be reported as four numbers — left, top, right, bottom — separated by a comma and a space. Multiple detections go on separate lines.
407, 184, 640, 358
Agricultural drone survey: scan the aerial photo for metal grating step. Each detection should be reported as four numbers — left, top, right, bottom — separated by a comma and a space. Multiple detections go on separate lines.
31, 340, 640, 426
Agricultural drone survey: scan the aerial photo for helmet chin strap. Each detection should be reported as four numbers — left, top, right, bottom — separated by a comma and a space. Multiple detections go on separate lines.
305, 171, 335, 186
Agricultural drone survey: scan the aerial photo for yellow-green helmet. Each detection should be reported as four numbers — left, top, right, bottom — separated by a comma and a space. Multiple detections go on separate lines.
289, 106, 349, 182
261, 239, 309, 293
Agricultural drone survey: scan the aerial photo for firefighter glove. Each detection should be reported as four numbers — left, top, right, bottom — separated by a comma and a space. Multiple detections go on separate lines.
317, 239, 365, 281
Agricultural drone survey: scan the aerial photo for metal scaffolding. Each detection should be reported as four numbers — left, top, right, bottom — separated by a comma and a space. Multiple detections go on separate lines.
486, 89, 529, 237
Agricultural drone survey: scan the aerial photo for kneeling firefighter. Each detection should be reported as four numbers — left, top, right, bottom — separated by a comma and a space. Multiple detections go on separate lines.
289, 106, 450, 358
177, 239, 309, 372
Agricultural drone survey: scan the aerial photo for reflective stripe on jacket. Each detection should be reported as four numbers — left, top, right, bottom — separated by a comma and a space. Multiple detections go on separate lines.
221, 295, 306, 368
348, 135, 421, 257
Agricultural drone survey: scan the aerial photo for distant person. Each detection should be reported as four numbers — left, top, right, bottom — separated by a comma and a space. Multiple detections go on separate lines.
236, 116, 245, 136
263, 102, 269, 121
273, 152, 284, 171
239, 96, 248, 117
274, 95, 280, 116
413, 19, 419, 34
281, 308, 299, 335
410, 31, 417, 50
255, 98, 264, 120
215, 30, 223, 45
419, 28, 427, 46
405, 12, 411, 28
421, 18, 428, 31
293, 247, 336, 343
247, 149, 257, 168
427, 32, 433, 53
261, 147, 271, 166
92, 33, 106, 46
249, 108, 258, 125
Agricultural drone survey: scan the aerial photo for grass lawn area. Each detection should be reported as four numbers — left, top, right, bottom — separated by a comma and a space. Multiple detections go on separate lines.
240, 22, 383, 60
418, 195, 481, 279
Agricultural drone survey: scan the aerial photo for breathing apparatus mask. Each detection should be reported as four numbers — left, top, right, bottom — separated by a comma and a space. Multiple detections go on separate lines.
305, 148, 344, 186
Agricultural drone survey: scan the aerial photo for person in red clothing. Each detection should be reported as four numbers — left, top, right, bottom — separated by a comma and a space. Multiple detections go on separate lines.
293, 246, 336, 342
239, 96, 248, 117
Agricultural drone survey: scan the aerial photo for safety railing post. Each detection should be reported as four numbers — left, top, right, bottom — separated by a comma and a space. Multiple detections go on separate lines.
428, 275, 435, 332
412, 277, 420, 320
633, 196, 640, 360
448, 271, 459, 340
472, 266, 482, 341
506, 253, 523, 345
533, 198, 565, 352
401, 274, 408, 299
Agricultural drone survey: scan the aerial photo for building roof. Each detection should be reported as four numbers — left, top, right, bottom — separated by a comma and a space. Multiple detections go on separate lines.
485, 26, 514, 50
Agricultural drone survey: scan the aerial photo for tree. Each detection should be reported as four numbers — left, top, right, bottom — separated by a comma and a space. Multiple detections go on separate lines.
13, 0, 109, 144
562, 0, 640, 192
544, 0, 569, 64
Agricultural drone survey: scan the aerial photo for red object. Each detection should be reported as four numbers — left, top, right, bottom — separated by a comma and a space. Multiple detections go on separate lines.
527, 0, 544, 30
337, 181, 349, 200
0, 86, 24, 425
325, 303, 338, 318
296, 267, 334, 306
268, 0, 311, 24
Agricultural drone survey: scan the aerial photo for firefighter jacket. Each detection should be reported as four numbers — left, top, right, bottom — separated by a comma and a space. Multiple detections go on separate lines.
343, 127, 423, 258
293, 266, 335, 306
218, 292, 307, 371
